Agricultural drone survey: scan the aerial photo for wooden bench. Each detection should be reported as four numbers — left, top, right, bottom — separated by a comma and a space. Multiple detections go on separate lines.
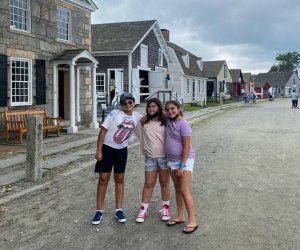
4, 110, 60, 144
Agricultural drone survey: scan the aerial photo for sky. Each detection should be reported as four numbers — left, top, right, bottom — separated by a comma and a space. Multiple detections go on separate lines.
91, 0, 300, 74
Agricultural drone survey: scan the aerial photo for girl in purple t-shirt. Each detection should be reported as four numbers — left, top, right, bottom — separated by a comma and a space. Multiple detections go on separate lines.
165, 100, 198, 234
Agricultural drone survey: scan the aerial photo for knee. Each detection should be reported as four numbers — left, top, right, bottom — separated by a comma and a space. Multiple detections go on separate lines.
98, 175, 110, 186
144, 181, 155, 189
114, 175, 124, 184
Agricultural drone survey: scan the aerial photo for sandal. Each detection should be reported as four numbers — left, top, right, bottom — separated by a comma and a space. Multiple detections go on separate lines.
166, 219, 185, 227
182, 225, 198, 234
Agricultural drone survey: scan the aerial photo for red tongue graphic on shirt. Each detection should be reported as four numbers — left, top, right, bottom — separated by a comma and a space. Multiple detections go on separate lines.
113, 119, 135, 144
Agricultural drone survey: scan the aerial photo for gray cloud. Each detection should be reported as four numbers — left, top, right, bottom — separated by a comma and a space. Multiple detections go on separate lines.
92, 0, 300, 74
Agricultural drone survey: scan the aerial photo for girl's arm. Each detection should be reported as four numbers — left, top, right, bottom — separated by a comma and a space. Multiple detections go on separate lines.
95, 127, 108, 161
177, 135, 191, 176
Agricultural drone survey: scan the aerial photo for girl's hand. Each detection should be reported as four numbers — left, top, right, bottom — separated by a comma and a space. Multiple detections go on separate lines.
140, 115, 147, 125
176, 168, 184, 176
95, 151, 102, 161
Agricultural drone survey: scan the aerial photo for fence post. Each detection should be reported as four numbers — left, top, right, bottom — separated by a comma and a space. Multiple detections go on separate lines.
25, 116, 43, 182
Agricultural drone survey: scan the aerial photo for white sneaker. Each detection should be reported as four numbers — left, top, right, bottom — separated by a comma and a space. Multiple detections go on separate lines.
159, 204, 171, 221
136, 206, 147, 223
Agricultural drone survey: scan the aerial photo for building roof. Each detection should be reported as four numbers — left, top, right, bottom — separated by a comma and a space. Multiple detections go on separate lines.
167, 42, 204, 77
203, 60, 226, 78
242, 73, 253, 82
255, 71, 294, 88
53, 49, 98, 64
67, 0, 98, 11
91, 20, 157, 52
229, 69, 243, 83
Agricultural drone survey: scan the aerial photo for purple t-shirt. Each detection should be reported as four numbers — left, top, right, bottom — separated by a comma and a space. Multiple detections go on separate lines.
165, 118, 195, 161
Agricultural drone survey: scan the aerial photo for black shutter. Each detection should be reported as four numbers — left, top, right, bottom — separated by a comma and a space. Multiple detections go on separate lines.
35, 59, 46, 104
0, 54, 8, 106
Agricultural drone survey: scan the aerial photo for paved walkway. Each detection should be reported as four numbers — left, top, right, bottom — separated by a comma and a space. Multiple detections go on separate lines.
0, 101, 242, 186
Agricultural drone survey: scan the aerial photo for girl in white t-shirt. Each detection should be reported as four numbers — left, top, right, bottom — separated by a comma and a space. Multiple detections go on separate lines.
92, 93, 142, 225
134, 98, 171, 223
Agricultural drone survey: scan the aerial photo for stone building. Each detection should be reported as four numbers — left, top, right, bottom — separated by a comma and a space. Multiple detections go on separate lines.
0, 0, 98, 135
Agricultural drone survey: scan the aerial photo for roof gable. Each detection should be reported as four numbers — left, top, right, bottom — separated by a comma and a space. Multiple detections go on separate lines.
66, 0, 98, 11
91, 20, 171, 62
203, 60, 226, 77
242, 73, 253, 82
167, 42, 204, 77
255, 71, 294, 87
229, 69, 243, 82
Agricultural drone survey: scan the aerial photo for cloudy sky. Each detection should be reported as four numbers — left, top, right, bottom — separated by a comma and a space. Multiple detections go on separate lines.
91, 0, 300, 74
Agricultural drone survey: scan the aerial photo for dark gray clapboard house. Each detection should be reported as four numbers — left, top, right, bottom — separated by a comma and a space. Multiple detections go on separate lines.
0, 0, 99, 135
254, 70, 300, 98
91, 20, 172, 105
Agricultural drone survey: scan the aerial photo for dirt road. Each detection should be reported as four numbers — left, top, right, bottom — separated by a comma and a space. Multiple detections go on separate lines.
1, 99, 299, 250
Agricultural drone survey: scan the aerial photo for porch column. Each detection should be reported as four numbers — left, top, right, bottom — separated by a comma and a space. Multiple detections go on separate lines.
76, 66, 81, 122
52, 64, 58, 123
67, 62, 78, 133
90, 64, 99, 129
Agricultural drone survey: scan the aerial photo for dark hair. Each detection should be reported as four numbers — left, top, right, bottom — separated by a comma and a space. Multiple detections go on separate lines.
165, 100, 183, 116
145, 98, 167, 126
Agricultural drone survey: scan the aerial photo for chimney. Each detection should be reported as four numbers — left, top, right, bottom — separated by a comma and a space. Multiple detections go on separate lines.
161, 29, 170, 42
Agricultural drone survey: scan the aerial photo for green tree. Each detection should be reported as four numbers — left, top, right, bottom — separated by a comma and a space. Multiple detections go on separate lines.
269, 52, 300, 72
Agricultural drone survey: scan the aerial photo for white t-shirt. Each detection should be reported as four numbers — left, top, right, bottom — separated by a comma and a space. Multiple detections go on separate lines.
102, 109, 142, 149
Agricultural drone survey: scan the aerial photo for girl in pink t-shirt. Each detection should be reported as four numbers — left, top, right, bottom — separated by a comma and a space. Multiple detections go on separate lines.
134, 98, 171, 223
165, 100, 198, 234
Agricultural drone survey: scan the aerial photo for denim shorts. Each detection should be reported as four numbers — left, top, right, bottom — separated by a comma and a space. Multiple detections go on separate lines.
167, 158, 195, 172
144, 155, 168, 172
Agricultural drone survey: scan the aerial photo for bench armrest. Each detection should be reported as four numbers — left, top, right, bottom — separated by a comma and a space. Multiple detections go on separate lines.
44, 117, 60, 125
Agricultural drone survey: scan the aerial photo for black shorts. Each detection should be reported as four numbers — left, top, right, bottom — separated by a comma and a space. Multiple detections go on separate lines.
95, 144, 128, 173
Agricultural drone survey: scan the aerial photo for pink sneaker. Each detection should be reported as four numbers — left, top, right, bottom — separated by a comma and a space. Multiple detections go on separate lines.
160, 204, 171, 221
136, 206, 147, 223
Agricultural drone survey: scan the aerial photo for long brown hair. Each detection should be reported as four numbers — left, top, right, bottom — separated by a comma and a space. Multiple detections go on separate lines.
144, 98, 167, 126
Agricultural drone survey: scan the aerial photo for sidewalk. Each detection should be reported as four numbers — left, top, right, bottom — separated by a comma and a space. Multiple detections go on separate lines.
0, 101, 242, 188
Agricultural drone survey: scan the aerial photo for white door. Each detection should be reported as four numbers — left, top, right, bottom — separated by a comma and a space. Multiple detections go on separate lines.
132, 68, 140, 104
149, 71, 164, 95
115, 70, 123, 95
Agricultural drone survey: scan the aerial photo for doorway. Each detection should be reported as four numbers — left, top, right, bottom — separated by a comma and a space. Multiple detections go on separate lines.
58, 70, 65, 119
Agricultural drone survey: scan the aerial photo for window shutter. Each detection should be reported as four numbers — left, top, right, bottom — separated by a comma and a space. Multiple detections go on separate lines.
36, 59, 46, 104
0, 54, 8, 107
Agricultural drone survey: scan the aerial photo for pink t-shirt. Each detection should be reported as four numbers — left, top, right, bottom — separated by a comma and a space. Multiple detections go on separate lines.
165, 118, 195, 162
135, 120, 166, 158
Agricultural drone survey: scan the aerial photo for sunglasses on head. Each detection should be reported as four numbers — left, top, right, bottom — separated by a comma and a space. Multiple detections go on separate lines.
122, 100, 133, 106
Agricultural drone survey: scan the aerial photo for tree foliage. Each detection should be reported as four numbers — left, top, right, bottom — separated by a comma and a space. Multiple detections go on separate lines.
269, 52, 300, 72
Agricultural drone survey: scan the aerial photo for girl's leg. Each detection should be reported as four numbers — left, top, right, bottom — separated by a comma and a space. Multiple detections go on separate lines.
96, 172, 111, 209
114, 173, 125, 209
142, 169, 158, 203
169, 170, 185, 222
158, 168, 170, 202
179, 171, 197, 231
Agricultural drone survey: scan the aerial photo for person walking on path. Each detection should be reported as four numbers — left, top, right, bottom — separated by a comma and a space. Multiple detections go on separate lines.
164, 100, 198, 234
291, 90, 298, 109
134, 98, 171, 223
92, 92, 142, 225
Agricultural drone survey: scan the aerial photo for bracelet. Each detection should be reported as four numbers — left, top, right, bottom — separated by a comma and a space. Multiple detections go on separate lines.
178, 162, 186, 169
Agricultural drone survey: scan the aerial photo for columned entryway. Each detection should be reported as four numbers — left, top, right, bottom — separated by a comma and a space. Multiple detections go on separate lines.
52, 50, 99, 133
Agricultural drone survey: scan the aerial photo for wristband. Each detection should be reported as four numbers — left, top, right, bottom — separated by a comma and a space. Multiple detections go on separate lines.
178, 162, 186, 169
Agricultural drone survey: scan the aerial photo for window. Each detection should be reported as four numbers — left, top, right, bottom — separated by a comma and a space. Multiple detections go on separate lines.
158, 49, 163, 66
182, 54, 189, 68
224, 64, 227, 78
96, 74, 105, 93
57, 7, 71, 41
10, 0, 31, 32
11, 58, 32, 105
187, 79, 190, 93
141, 44, 148, 67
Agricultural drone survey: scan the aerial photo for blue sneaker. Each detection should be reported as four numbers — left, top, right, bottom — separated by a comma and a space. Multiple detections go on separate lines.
115, 210, 126, 223
92, 211, 103, 225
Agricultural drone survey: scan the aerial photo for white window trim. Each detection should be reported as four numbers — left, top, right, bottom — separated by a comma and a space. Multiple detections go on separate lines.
10, 57, 32, 106
158, 48, 163, 66
10, 0, 31, 33
96, 73, 106, 93
140, 44, 148, 68
187, 78, 190, 94
57, 6, 72, 41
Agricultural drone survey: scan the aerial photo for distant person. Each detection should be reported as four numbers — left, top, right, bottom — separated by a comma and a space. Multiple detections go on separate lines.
252, 92, 257, 103
291, 90, 298, 109
134, 98, 171, 223
164, 100, 198, 234
92, 92, 142, 225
